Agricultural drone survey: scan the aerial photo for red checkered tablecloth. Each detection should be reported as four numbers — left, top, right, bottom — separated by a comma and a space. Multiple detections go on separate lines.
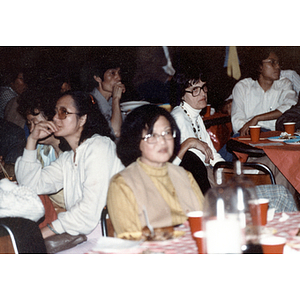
265, 212, 300, 251
86, 212, 300, 254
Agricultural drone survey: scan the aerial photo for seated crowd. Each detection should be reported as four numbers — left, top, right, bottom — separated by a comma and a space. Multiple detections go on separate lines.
0, 48, 300, 253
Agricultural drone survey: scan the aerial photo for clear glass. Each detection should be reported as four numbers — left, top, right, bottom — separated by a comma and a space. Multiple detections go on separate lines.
203, 161, 263, 254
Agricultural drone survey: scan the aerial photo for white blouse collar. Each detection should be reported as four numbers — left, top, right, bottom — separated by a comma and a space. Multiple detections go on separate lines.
181, 101, 201, 120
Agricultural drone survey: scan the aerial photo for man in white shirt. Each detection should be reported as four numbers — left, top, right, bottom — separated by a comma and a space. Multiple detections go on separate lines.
231, 50, 297, 136
230, 48, 298, 200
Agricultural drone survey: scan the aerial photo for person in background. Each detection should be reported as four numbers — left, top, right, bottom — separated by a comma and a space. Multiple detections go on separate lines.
107, 105, 203, 240
170, 67, 224, 194
0, 68, 28, 121
231, 48, 297, 137
5, 68, 72, 137
15, 91, 124, 239
0, 118, 26, 179
227, 48, 298, 200
132, 46, 176, 104
276, 70, 300, 131
280, 69, 300, 98
83, 59, 126, 139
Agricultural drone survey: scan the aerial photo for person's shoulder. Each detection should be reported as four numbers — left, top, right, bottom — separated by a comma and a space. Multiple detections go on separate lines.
278, 76, 292, 83
88, 134, 114, 145
171, 105, 185, 118
110, 172, 125, 184
171, 105, 180, 114
281, 69, 299, 78
235, 77, 254, 87
80, 135, 116, 154
275, 77, 293, 88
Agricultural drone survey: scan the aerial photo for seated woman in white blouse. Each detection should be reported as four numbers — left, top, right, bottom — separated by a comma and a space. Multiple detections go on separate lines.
171, 67, 224, 193
15, 91, 124, 239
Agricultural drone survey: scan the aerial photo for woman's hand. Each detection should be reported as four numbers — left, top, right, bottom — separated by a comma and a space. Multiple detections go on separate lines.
26, 121, 58, 150
178, 138, 214, 164
41, 224, 56, 239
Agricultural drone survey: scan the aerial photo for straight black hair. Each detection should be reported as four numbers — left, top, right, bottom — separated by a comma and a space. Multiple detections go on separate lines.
117, 104, 181, 167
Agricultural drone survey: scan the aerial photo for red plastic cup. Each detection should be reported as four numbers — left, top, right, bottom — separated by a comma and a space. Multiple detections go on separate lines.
193, 231, 206, 254
187, 211, 203, 238
249, 199, 269, 226
284, 122, 295, 135
249, 126, 261, 142
261, 236, 286, 254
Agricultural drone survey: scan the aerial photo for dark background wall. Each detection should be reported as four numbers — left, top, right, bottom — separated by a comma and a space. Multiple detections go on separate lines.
1, 46, 299, 110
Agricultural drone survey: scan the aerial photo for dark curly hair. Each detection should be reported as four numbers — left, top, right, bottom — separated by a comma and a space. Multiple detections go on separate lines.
117, 104, 181, 167
18, 86, 60, 121
247, 47, 280, 80
170, 66, 207, 107
63, 91, 114, 145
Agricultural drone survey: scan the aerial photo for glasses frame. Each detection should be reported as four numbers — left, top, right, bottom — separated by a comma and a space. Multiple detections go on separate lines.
141, 130, 176, 144
185, 84, 208, 97
262, 59, 281, 67
55, 107, 80, 120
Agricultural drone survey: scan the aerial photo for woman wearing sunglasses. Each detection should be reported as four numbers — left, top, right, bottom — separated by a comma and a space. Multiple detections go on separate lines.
170, 68, 224, 194
15, 91, 124, 240
107, 105, 203, 240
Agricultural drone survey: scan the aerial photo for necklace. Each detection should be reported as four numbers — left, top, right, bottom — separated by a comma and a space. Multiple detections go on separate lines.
180, 103, 201, 139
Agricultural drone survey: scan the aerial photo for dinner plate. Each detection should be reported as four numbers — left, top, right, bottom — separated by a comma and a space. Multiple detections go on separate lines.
120, 101, 150, 112
91, 237, 142, 253
284, 140, 300, 145
267, 136, 300, 142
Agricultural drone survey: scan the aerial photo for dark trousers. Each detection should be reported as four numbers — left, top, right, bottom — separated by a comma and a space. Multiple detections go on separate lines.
0, 217, 47, 254
180, 151, 211, 195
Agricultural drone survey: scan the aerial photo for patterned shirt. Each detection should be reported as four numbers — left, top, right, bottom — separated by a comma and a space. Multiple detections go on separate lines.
0, 86, 18, 118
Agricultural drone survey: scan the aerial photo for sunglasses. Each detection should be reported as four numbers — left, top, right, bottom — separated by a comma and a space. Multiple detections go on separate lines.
55, 107, 80, 120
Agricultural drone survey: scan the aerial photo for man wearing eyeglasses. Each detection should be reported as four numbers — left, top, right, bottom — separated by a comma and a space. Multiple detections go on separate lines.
231, 48, 298, 201
231, 48, 297, 137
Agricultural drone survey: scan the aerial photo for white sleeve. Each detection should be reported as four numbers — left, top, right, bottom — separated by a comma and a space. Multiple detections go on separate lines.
198, 118, 224, 166
15, 148, 64, 195
231, 81, 248, 134
52, 138, 124, 235
275, 78, 297, 113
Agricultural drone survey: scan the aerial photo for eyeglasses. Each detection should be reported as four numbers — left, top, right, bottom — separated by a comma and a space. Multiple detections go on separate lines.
55, 107, 80, 120
262, 59, 281, 67
141, 130, 176, 144
185, 84, 208, 97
